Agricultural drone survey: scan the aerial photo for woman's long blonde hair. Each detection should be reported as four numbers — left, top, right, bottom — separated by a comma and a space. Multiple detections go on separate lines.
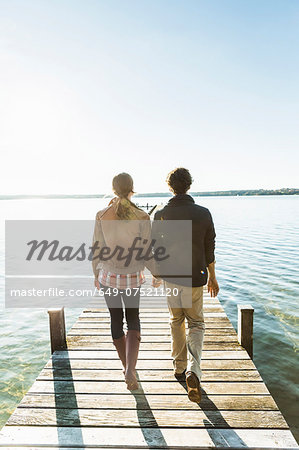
112, 173, 140, 219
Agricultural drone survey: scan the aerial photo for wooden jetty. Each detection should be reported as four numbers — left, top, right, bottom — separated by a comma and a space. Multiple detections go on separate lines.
0, 284, 298, 449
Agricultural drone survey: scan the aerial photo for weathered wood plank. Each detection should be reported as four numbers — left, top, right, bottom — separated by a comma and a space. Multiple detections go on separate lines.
80, 313, 227, 320
0, 426, 297, 448
84, 304, 221, 311
37, 368, 262, 382
77, 316, 230, 323
83, 307, 222, 312
28, 380, 270, 395
45, 357, 257, 370
67, 334, 240, 343
69, 326, 236, 335
7, 448, 290, 450
72, 321, 235, 329
81, 306, 224, 315
5, 447, 293, 450
7, 408, 288, 429
65, 337, 242, 350
86, 305, 221, 311
52, 349, 250, 359
18, 393, 279, 411
85, 301, 222, 308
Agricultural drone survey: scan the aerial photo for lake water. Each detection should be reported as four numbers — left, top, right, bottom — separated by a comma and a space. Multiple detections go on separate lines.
0, 195, 298, 442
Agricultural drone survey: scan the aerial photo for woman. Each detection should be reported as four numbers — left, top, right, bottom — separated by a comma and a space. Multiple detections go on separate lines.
92, 173, 153, 391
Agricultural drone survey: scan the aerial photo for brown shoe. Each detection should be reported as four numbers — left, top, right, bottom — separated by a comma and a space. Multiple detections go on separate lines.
186, 371, 201, 403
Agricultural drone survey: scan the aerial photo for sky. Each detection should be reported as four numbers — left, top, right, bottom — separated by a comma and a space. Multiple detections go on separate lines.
0, 0, 298, 195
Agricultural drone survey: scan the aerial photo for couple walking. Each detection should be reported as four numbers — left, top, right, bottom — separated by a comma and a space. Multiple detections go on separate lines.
92, 168, 219, 402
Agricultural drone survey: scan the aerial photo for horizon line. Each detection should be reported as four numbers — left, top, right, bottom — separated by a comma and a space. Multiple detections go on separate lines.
0, 187, 298, 200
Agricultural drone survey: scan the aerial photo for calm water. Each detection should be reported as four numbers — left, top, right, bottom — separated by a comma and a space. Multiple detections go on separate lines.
0, 195, 298, 441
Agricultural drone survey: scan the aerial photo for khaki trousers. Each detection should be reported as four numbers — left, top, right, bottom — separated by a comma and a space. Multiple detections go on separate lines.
165, 281, 205, 380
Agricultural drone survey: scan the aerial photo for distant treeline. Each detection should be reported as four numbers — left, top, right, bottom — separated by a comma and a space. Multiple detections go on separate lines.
192, 188, 299, 197
137, 188, 299, 197
0, 188, 298, 200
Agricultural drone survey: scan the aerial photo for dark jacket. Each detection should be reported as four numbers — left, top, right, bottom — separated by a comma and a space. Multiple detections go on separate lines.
154, 194, 216, 287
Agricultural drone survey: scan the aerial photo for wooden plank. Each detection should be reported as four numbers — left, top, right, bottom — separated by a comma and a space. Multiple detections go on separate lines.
37, 368, 263, 382
92, 302, 221, 308
68, 327, 238, 336
83, 306, 223, 312
8, 448, 293, 450
0, 426, 297, 448
45, 357, 257, 370
81, 306, 224, 315
72, 321, 235, 329
8, 447, 295, 450
86, 304, 222, 310
52, 349, 251, 360
28, 380, 270, 395
80, 313, 227, 320
19, 393, 279, 411
5, 447, 295, 450
67, 333, 240, 342
65, 337, 242, 350
84, 303, 221, 311
77, 316, 230, 323
69, 326, 236, 335
84, 302, 222, 309
7, 408, 288, 429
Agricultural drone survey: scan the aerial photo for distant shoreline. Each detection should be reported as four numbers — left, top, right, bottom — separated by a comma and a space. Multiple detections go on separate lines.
0, 188, 298, 200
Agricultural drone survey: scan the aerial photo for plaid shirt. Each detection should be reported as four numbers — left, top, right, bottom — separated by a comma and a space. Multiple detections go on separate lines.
98, 269, 146, 289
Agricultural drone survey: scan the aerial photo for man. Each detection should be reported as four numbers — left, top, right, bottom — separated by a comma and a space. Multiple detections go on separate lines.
153, 168, 219, 403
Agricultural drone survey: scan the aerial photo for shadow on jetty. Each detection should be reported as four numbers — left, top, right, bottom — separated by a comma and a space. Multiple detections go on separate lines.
133, 373, 169, 448
52, 351, 84, 447
179, 380, 248, 447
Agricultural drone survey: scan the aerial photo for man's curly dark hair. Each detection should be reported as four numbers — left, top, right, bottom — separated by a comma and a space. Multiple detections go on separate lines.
166, 168, 193, 195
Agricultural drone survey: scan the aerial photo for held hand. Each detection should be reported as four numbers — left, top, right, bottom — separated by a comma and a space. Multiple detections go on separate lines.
108, 197, 117, 206
152, 277, 162, 288
94, 279, 100, 290
207, 277, 219, 298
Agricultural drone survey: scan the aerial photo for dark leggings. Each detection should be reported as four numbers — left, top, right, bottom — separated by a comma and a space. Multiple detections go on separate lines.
102, 286, 140, 340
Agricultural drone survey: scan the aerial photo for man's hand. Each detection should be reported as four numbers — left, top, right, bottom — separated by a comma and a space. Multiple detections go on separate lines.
94, 278, 100, 290
152, 276, 162, 288
207, 277, 219, 297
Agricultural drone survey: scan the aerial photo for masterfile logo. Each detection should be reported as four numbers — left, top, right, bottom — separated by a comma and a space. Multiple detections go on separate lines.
5, 220, 192, 308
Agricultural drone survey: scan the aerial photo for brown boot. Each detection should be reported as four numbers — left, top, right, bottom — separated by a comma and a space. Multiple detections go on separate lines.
113, 335, 126, 373
125, 330, 141, 391
186, 371, 201, 403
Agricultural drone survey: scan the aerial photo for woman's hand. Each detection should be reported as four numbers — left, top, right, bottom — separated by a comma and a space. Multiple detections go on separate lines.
152, 277, 162, 288
94, 279, 100, 290
108, 197, 117, 206
207, 277, 219, 297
